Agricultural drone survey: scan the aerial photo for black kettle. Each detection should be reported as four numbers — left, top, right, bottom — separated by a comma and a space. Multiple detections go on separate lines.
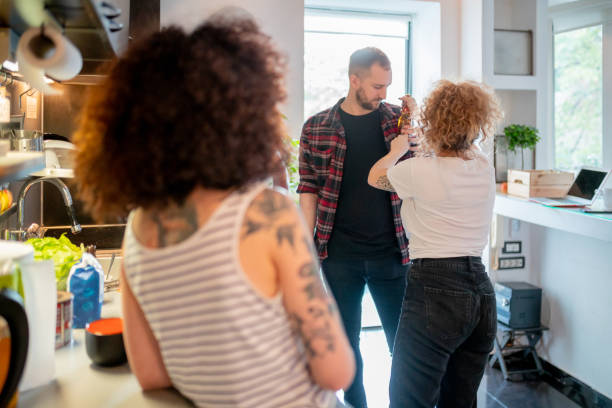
0, 288, 29, 407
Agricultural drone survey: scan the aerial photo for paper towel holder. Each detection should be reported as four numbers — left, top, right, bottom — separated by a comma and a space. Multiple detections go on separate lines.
28, 25, 56, 60
18, 87, 38, 110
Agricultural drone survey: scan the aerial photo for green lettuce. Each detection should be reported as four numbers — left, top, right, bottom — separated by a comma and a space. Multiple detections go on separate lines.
26, 234, 83, 291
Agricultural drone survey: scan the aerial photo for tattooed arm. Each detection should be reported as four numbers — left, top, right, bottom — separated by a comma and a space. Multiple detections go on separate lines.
368, 131, 414, 192
368, 153, 404, 193
240, 189, 355, 391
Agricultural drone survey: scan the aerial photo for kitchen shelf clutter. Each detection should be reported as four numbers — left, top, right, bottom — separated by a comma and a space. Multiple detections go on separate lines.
0, 202, 16, 223
0, 151, 45, 184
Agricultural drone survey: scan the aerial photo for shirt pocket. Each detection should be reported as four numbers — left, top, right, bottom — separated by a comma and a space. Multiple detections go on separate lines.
310, 144, 334, 175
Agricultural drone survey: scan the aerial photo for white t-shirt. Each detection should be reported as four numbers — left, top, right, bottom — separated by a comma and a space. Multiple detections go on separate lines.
387, 151, 495, 259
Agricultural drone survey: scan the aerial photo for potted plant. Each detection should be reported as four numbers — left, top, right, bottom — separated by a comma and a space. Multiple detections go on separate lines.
503, 124, 540, 170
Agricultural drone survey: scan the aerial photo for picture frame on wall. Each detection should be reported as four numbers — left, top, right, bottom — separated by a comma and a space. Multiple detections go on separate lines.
494, 29, 533, 76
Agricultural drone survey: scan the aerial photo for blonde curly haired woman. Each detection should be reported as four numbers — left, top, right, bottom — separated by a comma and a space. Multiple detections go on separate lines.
368, 79, 502, 408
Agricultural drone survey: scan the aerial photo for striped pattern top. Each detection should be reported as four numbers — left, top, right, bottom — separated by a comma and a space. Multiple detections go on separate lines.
297, 98, 411, 265
123, 183, 340, 408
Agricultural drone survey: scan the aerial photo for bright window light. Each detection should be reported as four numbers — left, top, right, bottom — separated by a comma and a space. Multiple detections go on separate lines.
304, 9, 412, 120
554, 25, 603, 169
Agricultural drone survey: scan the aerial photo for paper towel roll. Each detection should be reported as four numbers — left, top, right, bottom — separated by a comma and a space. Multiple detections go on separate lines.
17, 26, 83, 95
18, 259, 56, 392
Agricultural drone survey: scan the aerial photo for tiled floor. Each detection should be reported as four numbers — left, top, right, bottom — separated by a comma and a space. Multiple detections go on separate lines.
355, 328, 581, 408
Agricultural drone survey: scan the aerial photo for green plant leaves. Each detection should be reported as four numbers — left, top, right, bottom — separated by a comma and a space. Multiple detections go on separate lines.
503, 124, 541, 152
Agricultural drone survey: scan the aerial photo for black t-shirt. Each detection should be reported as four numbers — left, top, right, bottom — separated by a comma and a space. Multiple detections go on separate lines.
326, 108, 399, 260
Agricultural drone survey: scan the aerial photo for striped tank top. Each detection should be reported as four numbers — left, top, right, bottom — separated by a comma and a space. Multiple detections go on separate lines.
123, 183, 340, 408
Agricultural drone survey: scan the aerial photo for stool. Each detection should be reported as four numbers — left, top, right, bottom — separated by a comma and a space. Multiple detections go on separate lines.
489, 321, 549, 380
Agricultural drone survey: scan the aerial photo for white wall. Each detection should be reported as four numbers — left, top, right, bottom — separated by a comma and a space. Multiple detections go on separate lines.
160, 0, 305, 140
531, 227, 612, 399
461, 0, 483, 81
493, 214, 612, 399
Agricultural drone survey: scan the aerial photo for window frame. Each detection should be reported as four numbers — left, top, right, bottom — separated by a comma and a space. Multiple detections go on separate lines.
549, 3, 612, 170
304, 7, 414, 97
552, 23, 604, 170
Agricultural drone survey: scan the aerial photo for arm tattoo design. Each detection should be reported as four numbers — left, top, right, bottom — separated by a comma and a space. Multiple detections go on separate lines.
291, 260, 338, 358
241, 190, 296, 250
255, 190, 291, 221
276, 224, 296, 248
375, 175, 396, 192
152, 204, 199, 247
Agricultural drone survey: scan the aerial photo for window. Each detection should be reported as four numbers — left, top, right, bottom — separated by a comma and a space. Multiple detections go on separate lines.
304, 9, 412, 119
553, 25, 603, 170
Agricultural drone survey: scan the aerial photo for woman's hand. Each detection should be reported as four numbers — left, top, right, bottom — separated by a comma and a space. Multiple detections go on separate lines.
400, 125, 420, 152
390, 133, 411, 157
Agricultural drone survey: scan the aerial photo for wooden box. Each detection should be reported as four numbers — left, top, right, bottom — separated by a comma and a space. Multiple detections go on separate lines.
507, 169, 574, 199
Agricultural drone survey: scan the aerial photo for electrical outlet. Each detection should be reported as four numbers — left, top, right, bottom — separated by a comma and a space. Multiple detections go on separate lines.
502, 241, 522, 254
498, 256, 525, 269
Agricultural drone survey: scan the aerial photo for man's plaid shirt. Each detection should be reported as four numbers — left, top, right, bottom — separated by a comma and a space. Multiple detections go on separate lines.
297, 98, 411, 265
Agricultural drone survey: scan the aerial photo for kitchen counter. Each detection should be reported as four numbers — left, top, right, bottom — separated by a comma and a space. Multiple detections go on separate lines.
494, 192, 612, 242
19, 292, 192, 407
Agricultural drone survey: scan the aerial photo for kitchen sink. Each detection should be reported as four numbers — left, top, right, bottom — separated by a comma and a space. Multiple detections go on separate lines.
42, 224, 125, 250
97, 252, 122, 282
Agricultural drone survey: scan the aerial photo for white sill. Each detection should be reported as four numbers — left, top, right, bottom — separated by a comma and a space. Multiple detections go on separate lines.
494, 193, 612, 242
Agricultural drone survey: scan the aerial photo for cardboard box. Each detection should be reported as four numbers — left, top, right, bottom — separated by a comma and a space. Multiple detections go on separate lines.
507, 169, 574, 199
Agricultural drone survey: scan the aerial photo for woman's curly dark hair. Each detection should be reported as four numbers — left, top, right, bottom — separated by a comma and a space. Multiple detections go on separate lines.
73, 15, 288, 221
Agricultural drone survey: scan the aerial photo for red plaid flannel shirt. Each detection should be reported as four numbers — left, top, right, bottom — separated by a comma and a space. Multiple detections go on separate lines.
297, 98, 411, 265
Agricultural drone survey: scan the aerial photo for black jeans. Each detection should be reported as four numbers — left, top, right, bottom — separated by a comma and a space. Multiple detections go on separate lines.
322, 255, 408, 408
389, 257, 497, 408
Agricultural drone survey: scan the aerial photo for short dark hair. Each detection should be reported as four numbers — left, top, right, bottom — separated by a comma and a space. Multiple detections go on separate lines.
73, 16, 288, 221
348, 47, 391, 77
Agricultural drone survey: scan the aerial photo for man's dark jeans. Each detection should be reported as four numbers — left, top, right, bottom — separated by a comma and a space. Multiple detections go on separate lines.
389, 257, 497, 408
322, 256, 408, 408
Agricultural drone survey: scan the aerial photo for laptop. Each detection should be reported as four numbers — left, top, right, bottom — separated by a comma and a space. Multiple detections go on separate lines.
530, 167, 610, 207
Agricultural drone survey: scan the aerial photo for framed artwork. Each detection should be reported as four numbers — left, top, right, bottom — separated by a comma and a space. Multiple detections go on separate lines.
494, 29, 533, 76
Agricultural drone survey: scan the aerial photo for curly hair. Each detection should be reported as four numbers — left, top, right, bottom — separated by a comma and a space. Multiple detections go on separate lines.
73, 16, 288, 221
417, 80, 502, 156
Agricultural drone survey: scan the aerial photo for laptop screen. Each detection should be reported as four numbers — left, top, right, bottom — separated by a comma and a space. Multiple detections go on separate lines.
567, 169, 608, 200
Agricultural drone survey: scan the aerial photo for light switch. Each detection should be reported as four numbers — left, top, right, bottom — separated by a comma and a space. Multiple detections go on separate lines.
502, 241, 522, 254
498, 256, 525, 269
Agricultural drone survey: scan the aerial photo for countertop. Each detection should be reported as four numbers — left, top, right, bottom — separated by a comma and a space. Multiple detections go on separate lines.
19, 292, 192, 407
494, 192, 612, 242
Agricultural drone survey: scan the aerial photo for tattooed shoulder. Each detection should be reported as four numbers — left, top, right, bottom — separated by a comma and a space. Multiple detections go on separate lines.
375, 175, 396, 192
254, 189, 291, 219
241, 189, 298, 251
150, 203, 199, 248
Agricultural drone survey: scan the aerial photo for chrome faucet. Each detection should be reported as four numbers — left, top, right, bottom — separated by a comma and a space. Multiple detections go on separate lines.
11, 177, 82, 241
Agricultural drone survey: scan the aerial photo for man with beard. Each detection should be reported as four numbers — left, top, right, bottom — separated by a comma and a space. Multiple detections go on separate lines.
298, 47, 412, 408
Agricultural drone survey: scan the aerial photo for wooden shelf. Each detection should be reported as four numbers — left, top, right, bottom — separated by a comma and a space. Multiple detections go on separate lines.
0, 152, 45, 184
